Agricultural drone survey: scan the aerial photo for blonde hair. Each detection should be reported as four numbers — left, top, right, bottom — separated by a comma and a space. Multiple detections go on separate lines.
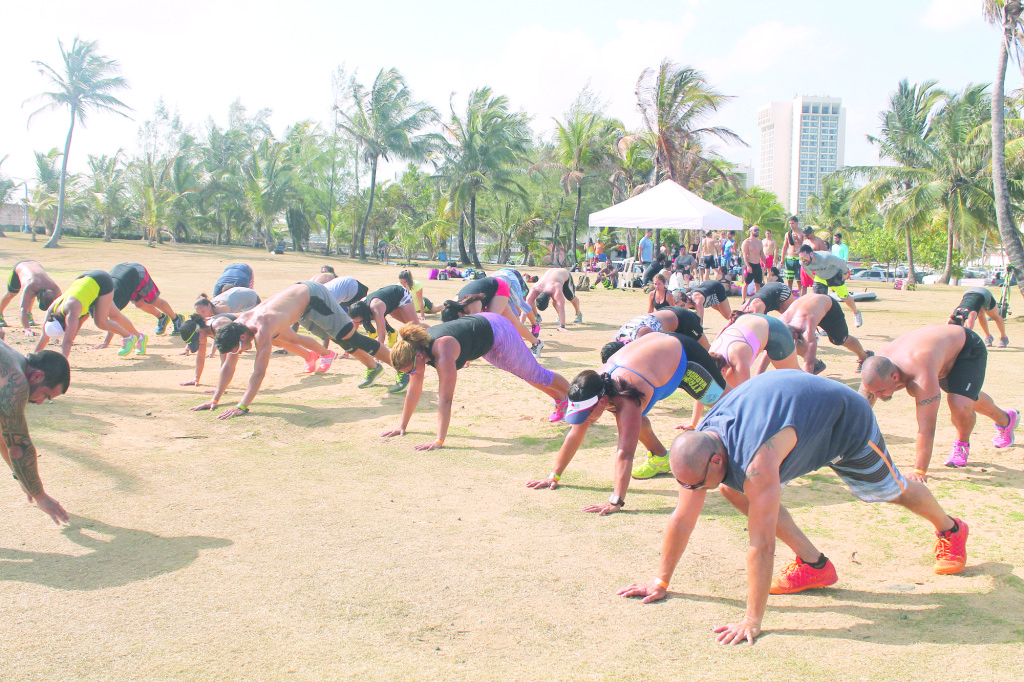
391, 322, 432, 370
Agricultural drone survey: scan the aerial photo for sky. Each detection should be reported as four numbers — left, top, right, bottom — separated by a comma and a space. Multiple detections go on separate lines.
1, 0, 1019, 190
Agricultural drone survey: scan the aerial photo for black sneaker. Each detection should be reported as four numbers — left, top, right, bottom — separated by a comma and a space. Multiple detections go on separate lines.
171, 313, 184, 336
813, 359, 826, 375
155, 314, 170, 336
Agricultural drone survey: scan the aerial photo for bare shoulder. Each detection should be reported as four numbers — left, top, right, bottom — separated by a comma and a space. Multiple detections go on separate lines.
0, 346, 29, 413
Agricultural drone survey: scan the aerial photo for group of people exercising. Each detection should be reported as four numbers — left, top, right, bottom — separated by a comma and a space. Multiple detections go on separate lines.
1, 250, 1018, 647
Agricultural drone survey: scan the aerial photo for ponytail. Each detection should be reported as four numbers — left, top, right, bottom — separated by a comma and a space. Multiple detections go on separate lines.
601, 372, 646, 406
391, 322, 432, 370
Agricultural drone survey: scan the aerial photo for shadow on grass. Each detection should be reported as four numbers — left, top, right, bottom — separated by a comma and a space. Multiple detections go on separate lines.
638, 562, 1023, 645
0, 515, 232, 591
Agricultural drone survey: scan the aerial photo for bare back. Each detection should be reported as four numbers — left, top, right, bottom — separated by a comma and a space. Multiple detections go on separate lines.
779, 293, 832, 329
234, 283, 311, 345
878, 325, 968, 385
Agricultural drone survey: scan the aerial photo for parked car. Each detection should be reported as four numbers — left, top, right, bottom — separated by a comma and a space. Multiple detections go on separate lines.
850, 269, 892, 282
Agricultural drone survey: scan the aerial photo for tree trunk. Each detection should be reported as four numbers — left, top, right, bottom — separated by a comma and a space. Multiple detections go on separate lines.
940, 213, 955, 284
992, 9, 1024, 297
103, 220, 113, 242
457, 211, 469, 265
44, 113, 75, 248
570, 181, 582, 265
357, 156, 379, 261
904, 226, 917, 284
468, 193, 481, 268
551, 196, 564, 265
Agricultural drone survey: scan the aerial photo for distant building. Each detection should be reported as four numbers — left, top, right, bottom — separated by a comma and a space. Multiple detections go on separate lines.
732, 163, 755, 189
757, 96, 846, 215
0, 202, 28, 230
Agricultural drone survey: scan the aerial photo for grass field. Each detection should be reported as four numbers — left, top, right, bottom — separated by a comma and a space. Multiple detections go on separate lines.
0, 232, 1022, 681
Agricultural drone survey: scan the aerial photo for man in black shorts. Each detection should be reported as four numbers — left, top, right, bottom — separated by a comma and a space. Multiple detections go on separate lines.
860, 325, 1018, 477
617, 371, 970, 646
780, 216, 803, 290
949, 287, 1008, 347
0, 260, 61, 336
526, 268, 583, 330
739, 226, 765, 302
780, 293, 871, 375
740, 281, 794, 315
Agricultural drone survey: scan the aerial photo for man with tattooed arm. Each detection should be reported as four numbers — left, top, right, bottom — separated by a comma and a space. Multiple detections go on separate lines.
617, 371, 969, 646
859, 325, 1018, 478
0, 341, 71, 525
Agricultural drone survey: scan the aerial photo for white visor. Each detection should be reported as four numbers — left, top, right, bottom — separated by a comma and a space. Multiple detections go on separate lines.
44, 319, 65, 339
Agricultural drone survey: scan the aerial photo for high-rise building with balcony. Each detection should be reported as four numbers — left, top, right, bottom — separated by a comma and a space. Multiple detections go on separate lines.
756, 96, 846, 215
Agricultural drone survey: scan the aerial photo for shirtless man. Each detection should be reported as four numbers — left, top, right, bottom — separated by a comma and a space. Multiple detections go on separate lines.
762, 229, 779, 272
0, 260, 61, 336
525, 268, 582, 331
780, 216, 804, 290
740, 226, 766, 302
190, 282, 390, 419
798, 246, 862, 327
859, 325, 1018, 479
0, 341, 71, 525
618, 371, 969, 646
697, 231, 721, 280
780, 293, 871, 375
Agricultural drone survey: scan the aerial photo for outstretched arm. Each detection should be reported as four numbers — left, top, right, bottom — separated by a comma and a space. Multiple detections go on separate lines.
582, 402, 642, 515
526, 421, 591, 490
382, 355, 427, 439
909, 379, 941, 481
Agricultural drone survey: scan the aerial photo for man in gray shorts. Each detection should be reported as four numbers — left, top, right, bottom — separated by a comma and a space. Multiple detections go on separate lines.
949, 286, 1008, 347
617, 370, 969, 645
190, 282, 391, 419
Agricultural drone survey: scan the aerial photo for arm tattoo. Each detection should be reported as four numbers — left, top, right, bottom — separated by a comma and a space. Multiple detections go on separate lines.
917, 394, 940, 407
0, 366, 43, 497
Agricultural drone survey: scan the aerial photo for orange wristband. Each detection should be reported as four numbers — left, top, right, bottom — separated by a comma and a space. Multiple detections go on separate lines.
914, 468, 927, 475
657, 579, 669, 589
435, 438, 444, 446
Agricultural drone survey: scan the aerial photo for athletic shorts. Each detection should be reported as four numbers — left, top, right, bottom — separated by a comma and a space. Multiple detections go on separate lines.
828, 423, 908, 503
702, 256, 717, 271
764, 255, 775, 270
759, 314, 796, 361
561, 276, 576, 301
695, 281, 727, 308
111, 263, 159, 310
494, 269, 531, 316
800, 266, 814, 288
669, 332, 727, 406
784, 257, 800, 281
6, 260, 28, 294
479, 312, 554, 387
744, 262, 764, 285
818, 297, 849, 346
298, 281, 381, 356
213, 264, 254, 296
813, 273, 850, 299
957, 291, 995, 314
938, 329, 987, 401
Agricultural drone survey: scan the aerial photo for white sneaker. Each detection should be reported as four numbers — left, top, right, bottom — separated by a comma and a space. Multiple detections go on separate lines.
854, 311, 863, 328
531, 339, 545, 358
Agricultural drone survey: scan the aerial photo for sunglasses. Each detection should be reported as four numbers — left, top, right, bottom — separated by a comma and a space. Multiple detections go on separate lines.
676, 455, 713, 490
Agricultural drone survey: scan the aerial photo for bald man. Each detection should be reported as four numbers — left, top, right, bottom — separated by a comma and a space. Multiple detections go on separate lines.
617, 371, 969, 646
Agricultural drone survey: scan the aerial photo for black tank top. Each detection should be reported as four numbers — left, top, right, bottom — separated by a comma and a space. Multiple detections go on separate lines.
753, 282, 790, 313
652, 290, 671, 310
424, 315, 495, 369
367, 285, 406, 314
665, 307, 704, 340
694, 280, 727, 301
456, 277, 500, 307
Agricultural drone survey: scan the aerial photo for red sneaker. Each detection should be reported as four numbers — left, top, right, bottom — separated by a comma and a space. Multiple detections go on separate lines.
770, 556, 838, 594
303, 353, 319, 374
316, 350, 338, 374
933, 517, 968, 575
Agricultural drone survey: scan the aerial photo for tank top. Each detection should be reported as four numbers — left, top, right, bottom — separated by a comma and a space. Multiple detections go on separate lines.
367, 285, 407, 314
456, 277, 500, 307
651, 289, 671, 310
665, 307, 704, 341
52, 271, 104, 322
424, 315, 495, 369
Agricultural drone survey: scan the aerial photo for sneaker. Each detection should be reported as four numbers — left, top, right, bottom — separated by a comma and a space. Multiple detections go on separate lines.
531, 323, 541, 338
812, 359, 826, 375
535, 313, 542, 324
933, 518, 969, 575
631, 452, 671, 479
999, 336, 1010, 348
155, 314, 170, 336
316, 350, 338, 374
549, 399, 567, 422
573, 313, 583, 324
985, 335, 994, 347
358, 362, 384, 388
531, 339, 544, 358
134, 333, 148, 355
171, 313, 184, 336
770, 556, 838, 594
117, 335, 138, 356
0, 314, 7, 327
993, 409, 1019, 448
28, 315, 36, 327
303, 353, 320, 373
388, 372, 410, 394
856, 350, 874, 374
387, 331, 398, 347
854, 311, 863, 328
944, 440, 969, 467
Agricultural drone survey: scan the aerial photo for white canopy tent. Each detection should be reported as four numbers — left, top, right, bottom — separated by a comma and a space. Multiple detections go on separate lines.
587, 179, 743, 232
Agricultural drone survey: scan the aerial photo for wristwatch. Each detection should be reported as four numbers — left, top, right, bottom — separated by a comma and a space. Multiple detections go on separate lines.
608, 493, 625, 507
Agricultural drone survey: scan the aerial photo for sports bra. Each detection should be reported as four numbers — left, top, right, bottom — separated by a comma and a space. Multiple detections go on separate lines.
711, 323, 762, 367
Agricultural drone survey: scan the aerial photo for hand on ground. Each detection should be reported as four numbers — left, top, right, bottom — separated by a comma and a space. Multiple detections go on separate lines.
217, 407, 246, 420
380, 428, 405, 438
713, 617, 761, 645
191, 401, 219, 411
525, 477, 559, 490
413, 440, 443, 451
616, 581, 667, 603
582, 502, 621, 515
907, 470, 928, 484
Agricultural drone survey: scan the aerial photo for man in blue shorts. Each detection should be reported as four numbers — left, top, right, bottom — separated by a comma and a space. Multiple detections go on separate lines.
617, 371, 969, 646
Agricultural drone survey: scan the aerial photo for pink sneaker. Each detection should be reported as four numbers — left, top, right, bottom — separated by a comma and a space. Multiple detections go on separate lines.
944, 440, 969, 467
316, 350, 338, 374
549, 399, 567, 422
531, 324, 541, 338
993, 409, 1019, 448
303, 353, 320, 373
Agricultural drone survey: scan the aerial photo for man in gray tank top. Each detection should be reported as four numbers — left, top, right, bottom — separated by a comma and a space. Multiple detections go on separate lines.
617, 370, 969, 645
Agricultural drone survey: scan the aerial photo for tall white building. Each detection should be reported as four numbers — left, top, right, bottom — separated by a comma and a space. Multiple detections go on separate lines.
756, 96, 846, 215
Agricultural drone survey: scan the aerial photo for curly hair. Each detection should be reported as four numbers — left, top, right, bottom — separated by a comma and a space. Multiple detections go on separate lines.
390, 322, 432, 370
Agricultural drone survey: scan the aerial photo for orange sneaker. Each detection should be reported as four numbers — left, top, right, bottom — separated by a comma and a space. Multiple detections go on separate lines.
933, 517, 968, 575
770, 556, 838, 594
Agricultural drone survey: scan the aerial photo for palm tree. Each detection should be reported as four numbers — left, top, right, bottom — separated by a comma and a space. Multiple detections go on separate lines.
336, 68, 436, 261
26, 37, 132, 248
241, 138, 295, 249
984, 1, 1024, 292
634, 60, 746, 187
435, 87, 531, 268
551, 110, 620, 264
83, 150, 130, 241
805, 176, 854, 239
